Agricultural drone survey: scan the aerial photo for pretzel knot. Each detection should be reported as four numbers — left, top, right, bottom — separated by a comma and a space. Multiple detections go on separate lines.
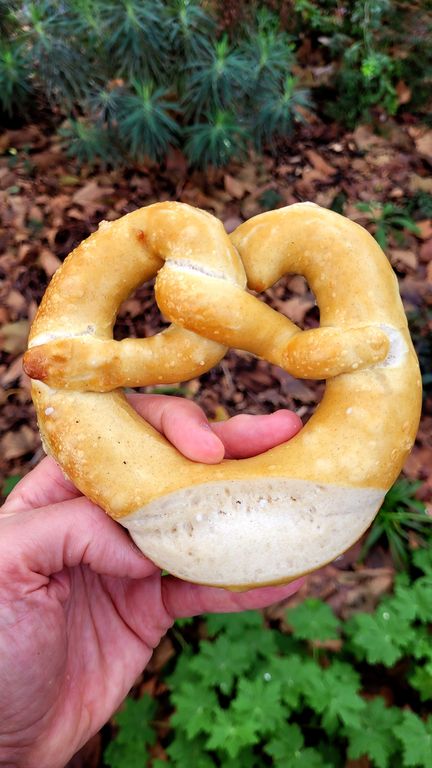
24, 202, 421, 588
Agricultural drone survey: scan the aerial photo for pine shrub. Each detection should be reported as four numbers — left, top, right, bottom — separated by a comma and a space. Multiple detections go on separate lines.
1, 1, 430, 167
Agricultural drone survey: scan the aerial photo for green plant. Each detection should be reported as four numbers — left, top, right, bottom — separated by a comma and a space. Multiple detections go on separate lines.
407, 191, 432, 221
183, 35, 250, 118
59, 118, 119, 167
356, 201, 420, 251
117, 80, 180, 161
2, 475, 21, 496
104, 695, 157, 768
0, 1, 308, 167
361, 479, 431, 569
0, 40, 31, 115
105, 544, 432, 767
2, 1, 431, 164
184, 109, 249, 167
99, 0, 168, 80
297, 0, 432, 126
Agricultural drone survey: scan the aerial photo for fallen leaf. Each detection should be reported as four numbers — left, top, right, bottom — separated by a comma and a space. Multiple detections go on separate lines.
1, 425, 36, 460
0, 320, 30, 354
274, 296, 316, 324
72, 181, 114, 207
29, 150, 61, 171
0, 355, 25, 387
274, 370, 317, 404
352, 125, 386, 151
5, 290, 26, 314
414, 130, 432, 160
59, 174, 80, 186
409, 174, 432, 194
211, 405, 230, 422
396, 80, 412, 105
420, 239, 432, 263
416, 220, 432, 240
224, 173, 246, 199
390, 249, 418, 271
165, 148, 188, 178
305, 149, 336, 176
223, 215, 243, 233
38, 248, 62, 277
145, 635, 175, 674
241, 194, 262, 219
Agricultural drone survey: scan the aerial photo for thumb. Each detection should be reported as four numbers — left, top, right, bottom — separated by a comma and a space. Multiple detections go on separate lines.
1, 498, 157, 585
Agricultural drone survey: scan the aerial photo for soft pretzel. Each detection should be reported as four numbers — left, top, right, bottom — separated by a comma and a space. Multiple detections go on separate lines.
24, 202, 421, 589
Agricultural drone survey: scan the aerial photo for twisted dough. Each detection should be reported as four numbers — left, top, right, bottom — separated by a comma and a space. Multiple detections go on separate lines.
24, 202, 421, 588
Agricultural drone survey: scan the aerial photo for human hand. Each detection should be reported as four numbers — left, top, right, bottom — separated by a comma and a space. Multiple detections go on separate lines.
0, 395, 303, 768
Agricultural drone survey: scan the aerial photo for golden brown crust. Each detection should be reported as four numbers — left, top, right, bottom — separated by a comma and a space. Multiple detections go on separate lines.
26, 201, 422, 586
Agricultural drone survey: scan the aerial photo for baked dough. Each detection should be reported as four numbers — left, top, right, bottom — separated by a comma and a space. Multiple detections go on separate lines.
24, 202, 422, 588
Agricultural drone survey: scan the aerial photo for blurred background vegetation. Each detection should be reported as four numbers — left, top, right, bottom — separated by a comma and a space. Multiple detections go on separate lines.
1, 0, 431, 167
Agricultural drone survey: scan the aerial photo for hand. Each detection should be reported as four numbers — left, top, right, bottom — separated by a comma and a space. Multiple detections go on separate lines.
0, 395, 303, 768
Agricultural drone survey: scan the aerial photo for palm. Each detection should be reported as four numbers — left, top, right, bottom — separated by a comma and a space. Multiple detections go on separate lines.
14, 568, 167, 763
0, 395, 303, 767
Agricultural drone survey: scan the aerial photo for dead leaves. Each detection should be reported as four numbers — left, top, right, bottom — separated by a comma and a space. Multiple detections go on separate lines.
0, 320, 30, 354
1, 113, 431, 506
1, 424, 36, 460
72, 180, 114, 209
410, 128, 432, 161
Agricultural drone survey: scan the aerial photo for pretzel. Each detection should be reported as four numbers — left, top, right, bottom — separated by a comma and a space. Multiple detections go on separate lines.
24, 202, 421, 589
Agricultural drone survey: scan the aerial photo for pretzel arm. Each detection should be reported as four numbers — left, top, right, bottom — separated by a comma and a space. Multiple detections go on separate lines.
23, 328, 226, 392
155, 266, 389, 379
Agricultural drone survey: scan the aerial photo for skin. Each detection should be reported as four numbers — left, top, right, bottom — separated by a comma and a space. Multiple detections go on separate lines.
0, 395, 303, 768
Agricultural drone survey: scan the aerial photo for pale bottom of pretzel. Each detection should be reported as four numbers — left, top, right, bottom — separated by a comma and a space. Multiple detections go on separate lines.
121, 478, 384, 589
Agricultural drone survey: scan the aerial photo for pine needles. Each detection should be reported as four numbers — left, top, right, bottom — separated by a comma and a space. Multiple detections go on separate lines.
2, 1, 430, 167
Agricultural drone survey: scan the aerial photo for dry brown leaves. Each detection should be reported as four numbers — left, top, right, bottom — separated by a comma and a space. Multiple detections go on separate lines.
1, 115, 431, 516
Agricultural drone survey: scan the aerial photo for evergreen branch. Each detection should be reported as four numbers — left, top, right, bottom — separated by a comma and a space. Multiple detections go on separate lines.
117, 80, 180, 161
183, 35, 250, 117
184, 109, 250, 167
99, 0, 169, 80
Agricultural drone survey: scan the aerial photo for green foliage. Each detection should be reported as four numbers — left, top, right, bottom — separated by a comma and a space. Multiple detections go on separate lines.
99, 0, 168, 80
408, 191, 432, 221
361, 479, 431, 569
0, 40, 30, 115
58, 118, 119, 168
184, 110, 249, 168
294, 0, 432, 127
286, 597, 340, 641
2, 474, 21, 496
3, 1, 430, 165
117, 81, 180, 161
104, 695, 157, 768
105, 543, 432, 767
356, 201, 420, 251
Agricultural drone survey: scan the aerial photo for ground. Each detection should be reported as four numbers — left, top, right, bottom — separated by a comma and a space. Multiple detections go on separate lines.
0, 113, 431, 767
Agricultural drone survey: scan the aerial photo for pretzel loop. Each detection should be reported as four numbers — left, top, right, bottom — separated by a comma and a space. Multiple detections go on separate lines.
24, 203, 246, 391
25, 203, 390, 391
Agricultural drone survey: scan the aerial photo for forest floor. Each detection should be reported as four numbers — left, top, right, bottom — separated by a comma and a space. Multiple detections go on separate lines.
1, 113, 431, 765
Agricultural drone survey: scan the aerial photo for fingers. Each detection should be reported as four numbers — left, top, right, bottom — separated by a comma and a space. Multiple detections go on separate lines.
211, 410, 303, 459
0, 497, 157, 584
161, 576, 305, 619
128, 394, 302, 462
128, 394, 225, 463
2, 457, 80, 515
2, 396, 303, 516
